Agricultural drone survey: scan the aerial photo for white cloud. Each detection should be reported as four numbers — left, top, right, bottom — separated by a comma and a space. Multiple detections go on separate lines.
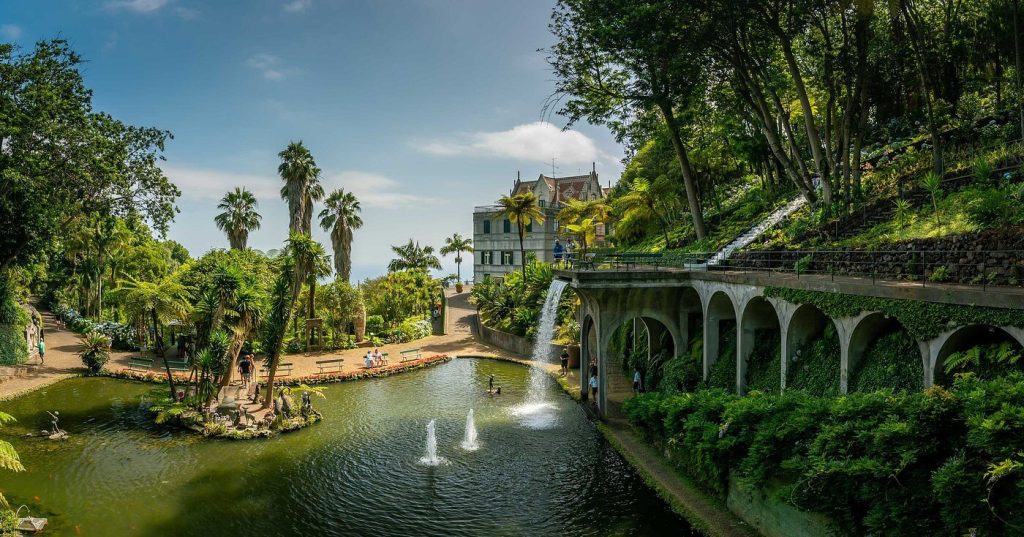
162, 165, 432, 210
106, 0, 170, 13
245, 53, 287, 81
283, 0, 312, 12
322, 171, 434, 209
413, 121, 601, 164
0, 25, 22, 40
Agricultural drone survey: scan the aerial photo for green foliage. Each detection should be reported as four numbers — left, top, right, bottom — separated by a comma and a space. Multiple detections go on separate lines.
893, 198, 912, 228
364, 315, 385, 335
77, 331, 111, 373
764, 287, 1024, 340
941, 340, 1023, 384
471, 261, 563, 338
786, 324, 841, 396
659, 351, 702, 394
966, 187, 1016, 226
849, 330, 923, 393
624, 375, 1024, 535
706, 324, 736, 393
971, 157, 993, 185
744, 329, 780, 394
361, 269, 438, 327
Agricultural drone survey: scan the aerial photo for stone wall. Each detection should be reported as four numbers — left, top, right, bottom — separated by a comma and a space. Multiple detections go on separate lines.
477, 321, 565, 360
730, 226, 1024, 286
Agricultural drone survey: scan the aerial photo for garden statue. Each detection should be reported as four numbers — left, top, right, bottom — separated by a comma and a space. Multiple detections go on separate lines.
280, 389, 294, 418
45, 411, 67, 441
301, 391, 312, 412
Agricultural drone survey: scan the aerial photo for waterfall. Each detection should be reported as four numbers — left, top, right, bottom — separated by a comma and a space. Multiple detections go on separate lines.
419, 419, 445, 465
460, 409, 479, 451
526, 280, 568, 402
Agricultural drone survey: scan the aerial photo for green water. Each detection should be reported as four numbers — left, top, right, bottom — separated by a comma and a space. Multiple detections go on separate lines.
0, 359, 693, 536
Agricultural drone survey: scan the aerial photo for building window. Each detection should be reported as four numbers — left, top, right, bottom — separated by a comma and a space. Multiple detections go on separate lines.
503, 219, 511, 233
502, 251, 514, 265
483, 220, 491, 234
526, 221, 533, 232
481, 251, 493, 265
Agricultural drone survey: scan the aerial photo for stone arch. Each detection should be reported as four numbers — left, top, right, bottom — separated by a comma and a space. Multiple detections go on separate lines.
704, 291, 738, 391
847, 313, 925, 393
782, 303, 839, 391
580, 314, 598, 399
603, 315, 677, 416
738, 296, 782, 394
932, 324, 1024, 385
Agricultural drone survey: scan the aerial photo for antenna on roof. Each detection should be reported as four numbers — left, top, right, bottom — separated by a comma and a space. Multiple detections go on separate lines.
592, 162, 596, 173
550, 157, 558, 179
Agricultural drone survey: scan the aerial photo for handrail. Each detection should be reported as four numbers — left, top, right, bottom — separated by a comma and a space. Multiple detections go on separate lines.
562, 247, 1024, 289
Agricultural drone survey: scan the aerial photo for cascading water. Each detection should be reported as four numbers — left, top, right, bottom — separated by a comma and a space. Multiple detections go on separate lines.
511, 279, 568, 429
526, 279, 568, 401
460, 409, 479, 451
419, 419, 445, 465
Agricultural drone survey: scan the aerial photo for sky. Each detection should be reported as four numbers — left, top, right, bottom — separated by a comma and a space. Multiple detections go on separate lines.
2, 0, 625, 282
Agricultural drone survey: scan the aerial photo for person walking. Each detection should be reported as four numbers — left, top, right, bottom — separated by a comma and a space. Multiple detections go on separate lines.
633, 367, 643, 395
37, 336, 45, 366
238, 354, 253, 388
589, 373, 599, 404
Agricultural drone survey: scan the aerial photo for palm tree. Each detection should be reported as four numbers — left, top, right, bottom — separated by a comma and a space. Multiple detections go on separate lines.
319, 189, 363, 282
278, 141, 324, 235
439, 233, 473, 283
612, 178, 672, 246
214, 187, 262, 250
111, 276, 190, 398
566, 217, 597, 258
497, 192, 545, 276
217, 283, 265, 392
388, 240, 442, 272
304, 241, 333, 323
262, 233, 320, 408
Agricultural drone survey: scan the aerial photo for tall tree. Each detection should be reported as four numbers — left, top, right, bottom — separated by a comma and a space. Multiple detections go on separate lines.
217, 283, 265, 392
439, 233, 473, 283
388, 240, 442, 272
214, 187, 262, 250
496, 192, 545, 276
278, 141, 324, 236
548, 0, 709, 238
318, 188, 363, 282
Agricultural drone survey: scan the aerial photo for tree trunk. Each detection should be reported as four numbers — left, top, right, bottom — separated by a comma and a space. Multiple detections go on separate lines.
1016, 0, 1023, 137
658, 102, 707, 240
154, 309, 176, 399
518, 224, 527, 276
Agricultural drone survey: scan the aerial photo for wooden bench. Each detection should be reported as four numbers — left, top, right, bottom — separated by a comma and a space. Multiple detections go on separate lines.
259, 362, 293, 378
399, 349, 422, 362
127, 357, 153, 372
165, 360, 190, 373
316, 358, 344, 374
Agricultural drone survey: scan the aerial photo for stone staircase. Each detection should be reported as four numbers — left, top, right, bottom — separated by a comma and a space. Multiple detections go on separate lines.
706, 195, 808, 267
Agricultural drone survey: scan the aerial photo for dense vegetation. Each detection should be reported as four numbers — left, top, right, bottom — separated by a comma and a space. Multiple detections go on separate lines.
548, 0, 1024, 257
625, 374, 1024, 535
471, 261, 575, 340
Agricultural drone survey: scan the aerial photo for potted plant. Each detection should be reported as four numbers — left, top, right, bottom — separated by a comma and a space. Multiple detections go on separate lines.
78, 331, 111, 374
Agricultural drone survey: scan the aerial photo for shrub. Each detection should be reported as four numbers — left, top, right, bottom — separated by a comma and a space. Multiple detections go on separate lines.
78, 331, 111, 373
966, 187, 1012, 227
744, 329, 781, 394
849, 329, 923, 393
786, 324, 841, 396
365, 315, 385, 335
706, 326, 736, 393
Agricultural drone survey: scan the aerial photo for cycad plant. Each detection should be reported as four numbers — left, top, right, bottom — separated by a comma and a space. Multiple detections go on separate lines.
971, 157, 993, 185
78, 331, 111, 373
921, 172, 943, 224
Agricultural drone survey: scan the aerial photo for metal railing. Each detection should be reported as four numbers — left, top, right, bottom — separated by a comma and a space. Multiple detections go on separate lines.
563, 248, 1024, 289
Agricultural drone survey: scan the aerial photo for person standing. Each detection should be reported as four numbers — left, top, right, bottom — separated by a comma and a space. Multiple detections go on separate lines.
37, 336, 45, 366
589, 373, 598, 404
553, 239, 564, 267
559, 349, 569, 377
238, 354, 253, 388
633, 367, 643, 395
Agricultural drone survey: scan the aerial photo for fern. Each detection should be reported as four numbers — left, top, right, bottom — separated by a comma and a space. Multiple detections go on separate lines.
0, 441, 23, 472
944, 347, 982, 375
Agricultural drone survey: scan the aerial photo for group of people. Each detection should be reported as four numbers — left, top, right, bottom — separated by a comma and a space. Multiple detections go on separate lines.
363, 348, 388, 368
552, 239, 577, 267
236, 353, 256, 387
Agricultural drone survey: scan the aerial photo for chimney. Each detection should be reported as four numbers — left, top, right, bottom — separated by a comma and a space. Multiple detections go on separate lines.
592, 162, 596, 173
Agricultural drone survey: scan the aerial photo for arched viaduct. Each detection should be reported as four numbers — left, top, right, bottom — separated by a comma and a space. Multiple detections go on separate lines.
561, 269, 1024, 417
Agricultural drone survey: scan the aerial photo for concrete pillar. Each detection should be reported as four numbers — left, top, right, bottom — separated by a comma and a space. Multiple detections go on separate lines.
737, 314, 755, 395
703, 315, 719, 380
833, 314, 867, 394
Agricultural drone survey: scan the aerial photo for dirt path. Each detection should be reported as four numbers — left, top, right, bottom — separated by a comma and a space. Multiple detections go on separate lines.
0, 308, 89, 400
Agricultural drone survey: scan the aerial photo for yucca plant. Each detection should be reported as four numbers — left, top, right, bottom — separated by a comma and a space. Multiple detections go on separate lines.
921, 172, 943, 224
78, 331, 111, 373
893, 199, 912, 228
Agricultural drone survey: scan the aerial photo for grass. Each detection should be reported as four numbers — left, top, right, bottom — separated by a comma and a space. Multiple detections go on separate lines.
837, 190, 981, 247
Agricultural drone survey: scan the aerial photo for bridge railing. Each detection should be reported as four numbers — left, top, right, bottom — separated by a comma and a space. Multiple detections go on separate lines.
715, 248, 1024, 289
564, 248, 1024, 288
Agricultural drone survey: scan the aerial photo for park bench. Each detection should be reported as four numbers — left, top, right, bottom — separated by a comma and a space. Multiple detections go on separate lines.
399, 349, 421, 362
577, 253, 597, 271
618, 252, 663, 269
316, 358, 344, 374
165, 360, 190, 373
259, 363, 293, 378
127, 357, 153, 372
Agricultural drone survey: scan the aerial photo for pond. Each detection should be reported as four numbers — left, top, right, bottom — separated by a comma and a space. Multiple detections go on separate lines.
0, 358, 693, 536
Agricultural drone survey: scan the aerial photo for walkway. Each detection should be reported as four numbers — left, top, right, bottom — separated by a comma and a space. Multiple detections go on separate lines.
0, 308, 90, 400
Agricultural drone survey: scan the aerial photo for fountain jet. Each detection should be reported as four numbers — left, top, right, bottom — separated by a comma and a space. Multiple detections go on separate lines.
461, 409, 479, 451
419, 419, 445, 465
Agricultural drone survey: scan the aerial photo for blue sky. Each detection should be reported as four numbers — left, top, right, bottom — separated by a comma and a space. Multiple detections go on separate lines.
2, 0, 624, 281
